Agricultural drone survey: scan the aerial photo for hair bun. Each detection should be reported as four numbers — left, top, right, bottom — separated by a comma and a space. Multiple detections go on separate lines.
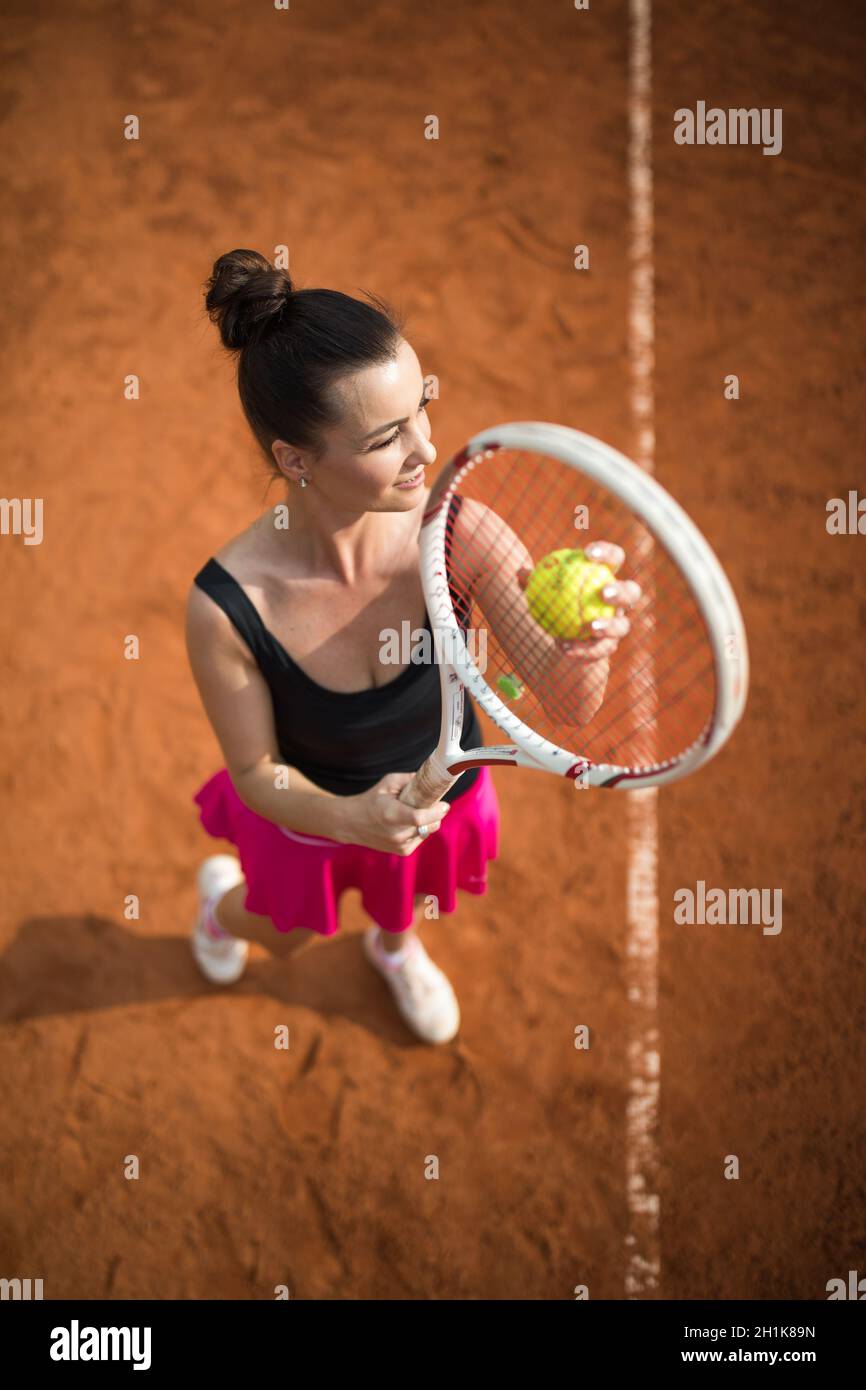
204, 249, 293, 351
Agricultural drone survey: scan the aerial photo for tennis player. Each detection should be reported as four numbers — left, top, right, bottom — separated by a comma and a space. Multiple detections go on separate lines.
185, 249, 495, 1044
185, 250, 630, 1044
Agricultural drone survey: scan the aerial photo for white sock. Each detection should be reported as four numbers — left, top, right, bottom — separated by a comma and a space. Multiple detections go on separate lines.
202, 896, 233, 941
376, 930, 414, 966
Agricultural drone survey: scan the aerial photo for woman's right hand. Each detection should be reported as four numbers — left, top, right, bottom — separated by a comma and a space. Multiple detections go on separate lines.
336, 772, 451, 855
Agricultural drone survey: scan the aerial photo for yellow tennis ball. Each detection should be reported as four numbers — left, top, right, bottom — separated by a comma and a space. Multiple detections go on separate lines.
524, 548, 616, 639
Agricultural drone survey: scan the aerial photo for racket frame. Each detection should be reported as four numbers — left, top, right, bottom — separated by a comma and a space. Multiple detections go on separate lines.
400, 422, 748, 806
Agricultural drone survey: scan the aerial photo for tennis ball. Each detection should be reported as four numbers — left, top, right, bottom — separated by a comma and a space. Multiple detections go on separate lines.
497, 673, 524, 701
524, 549, 616, 640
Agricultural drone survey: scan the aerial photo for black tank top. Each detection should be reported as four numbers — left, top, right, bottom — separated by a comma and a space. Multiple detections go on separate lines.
194, 507, 482, 804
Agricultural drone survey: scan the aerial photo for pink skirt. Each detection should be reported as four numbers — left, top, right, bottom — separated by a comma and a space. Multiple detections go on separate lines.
193, 767, 500, 936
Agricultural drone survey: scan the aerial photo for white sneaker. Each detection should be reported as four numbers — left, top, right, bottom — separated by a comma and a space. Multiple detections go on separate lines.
191, 855, 249, 985
362, 927, 461, 1044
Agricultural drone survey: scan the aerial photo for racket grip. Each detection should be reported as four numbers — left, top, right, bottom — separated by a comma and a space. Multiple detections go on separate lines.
398, 754, 458, 809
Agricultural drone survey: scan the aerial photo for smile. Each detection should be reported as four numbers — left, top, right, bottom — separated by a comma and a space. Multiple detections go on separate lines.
394, 467, 424, 490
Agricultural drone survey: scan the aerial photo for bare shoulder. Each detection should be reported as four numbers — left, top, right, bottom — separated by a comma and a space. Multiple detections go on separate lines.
187, 507, 306, 658
212, 507, 286, 578
185, 513, 272, 661
184, 574, 243, 664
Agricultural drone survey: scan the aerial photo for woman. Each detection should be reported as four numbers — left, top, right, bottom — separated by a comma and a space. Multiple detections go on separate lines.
185, 250, 634, 1045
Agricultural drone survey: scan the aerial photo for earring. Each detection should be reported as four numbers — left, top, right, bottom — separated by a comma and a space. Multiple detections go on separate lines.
299, 477, 309, 488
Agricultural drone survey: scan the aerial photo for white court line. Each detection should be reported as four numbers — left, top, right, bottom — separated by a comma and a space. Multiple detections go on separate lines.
625, 0, 661, 1298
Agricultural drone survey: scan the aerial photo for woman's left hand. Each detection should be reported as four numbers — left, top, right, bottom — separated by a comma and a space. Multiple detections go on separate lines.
517, 540, 642, 660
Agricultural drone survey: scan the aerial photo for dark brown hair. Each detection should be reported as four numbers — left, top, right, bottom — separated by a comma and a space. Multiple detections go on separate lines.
204, 249, 403, 464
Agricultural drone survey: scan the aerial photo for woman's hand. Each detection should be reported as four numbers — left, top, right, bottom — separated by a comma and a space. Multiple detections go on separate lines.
517, 540, 642, 660
336, 772, 451, 855
514, 540, 642, 724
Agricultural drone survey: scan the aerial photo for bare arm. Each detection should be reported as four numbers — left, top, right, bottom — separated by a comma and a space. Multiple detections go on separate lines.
451, 497, 615, 726
185, 582, 353, 837
184, 583, 451, 852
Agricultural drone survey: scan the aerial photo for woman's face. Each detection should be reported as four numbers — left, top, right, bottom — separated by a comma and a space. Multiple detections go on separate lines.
275, 338, 437, 512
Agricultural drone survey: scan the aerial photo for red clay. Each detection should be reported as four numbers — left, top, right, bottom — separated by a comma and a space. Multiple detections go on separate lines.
1, 0, 863, 1299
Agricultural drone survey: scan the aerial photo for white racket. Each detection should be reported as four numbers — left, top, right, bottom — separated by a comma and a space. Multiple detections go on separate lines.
398, 422, 748, 809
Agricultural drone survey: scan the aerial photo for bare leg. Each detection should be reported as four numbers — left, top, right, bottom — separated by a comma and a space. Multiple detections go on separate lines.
376, 894, 426, 954
214, 882, 318, 959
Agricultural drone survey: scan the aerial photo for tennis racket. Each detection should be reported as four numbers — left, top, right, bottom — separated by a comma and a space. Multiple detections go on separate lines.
398, 422, 748, 809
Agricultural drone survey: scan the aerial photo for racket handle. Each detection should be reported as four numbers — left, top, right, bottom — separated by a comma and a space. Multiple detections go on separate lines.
398, 754, 458, 809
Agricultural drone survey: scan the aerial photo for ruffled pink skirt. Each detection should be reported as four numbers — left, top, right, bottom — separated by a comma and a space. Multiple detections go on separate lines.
193, 767, 500, 936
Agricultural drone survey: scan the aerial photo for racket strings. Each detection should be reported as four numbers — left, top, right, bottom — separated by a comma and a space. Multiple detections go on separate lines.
586, 592, 711, 717
446, 462, 702, 629
441, 449, 715, 770
590, 628, 713, 747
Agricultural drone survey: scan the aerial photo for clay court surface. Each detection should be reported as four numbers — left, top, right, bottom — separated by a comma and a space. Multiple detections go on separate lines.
1, 0, 864, 1298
